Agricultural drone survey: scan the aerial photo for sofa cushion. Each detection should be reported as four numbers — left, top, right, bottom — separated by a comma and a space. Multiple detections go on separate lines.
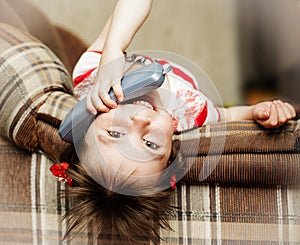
0, 23, 76, 162
179, 120, 300, 186
1, 134, 299, 244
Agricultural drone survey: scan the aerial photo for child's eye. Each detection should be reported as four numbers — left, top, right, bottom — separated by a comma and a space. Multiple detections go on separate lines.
143, 139, 160, 150
107, 131, 124, 138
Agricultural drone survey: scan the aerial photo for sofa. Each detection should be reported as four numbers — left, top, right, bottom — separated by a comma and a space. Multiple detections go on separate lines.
0, 1, 300, 244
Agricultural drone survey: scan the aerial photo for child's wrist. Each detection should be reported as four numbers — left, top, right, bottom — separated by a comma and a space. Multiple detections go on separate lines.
103, 40, 127, 53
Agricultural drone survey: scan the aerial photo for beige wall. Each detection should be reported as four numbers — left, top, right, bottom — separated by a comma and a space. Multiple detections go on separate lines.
29, 0, 241, 105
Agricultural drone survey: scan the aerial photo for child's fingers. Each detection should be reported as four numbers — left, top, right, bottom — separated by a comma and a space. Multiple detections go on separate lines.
280, 101, 293, 119
258, 107, 269, 119
86, 90, 109, 115
252, 103, 269, 120
276, 100, 295, 120
268, 102, 279, 127
273, 100, 289, 123
255, 100, 296, 128
284, 102, 297, 118
274, 100, 296, 123
100, 92, 118, 109
112, 81, 124, 102
86, 91, 97, 115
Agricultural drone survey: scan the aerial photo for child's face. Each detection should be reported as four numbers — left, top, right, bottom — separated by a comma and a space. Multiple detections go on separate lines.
83, 92, 174, 177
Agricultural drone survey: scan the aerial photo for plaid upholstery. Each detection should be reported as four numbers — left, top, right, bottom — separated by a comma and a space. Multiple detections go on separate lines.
0, 4, 300, 244
0, 23, 76, 162
0, 0, 87, 74
176, 120, 300, 155
1, 131, 300, 244
0, 136, 90, 244
180, 120, 300, 186
160, 183, 300, 244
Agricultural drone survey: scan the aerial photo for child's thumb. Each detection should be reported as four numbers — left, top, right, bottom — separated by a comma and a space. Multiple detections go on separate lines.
254, 107, 269, 120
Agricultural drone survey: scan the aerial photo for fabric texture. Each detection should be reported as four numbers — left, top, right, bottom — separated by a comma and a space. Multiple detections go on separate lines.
1, 124, 300, 244
179, 120, 300, 186
0, 0, 86, 74
0, 23, 77, 162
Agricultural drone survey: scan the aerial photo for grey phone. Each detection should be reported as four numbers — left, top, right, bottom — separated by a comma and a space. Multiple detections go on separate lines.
59, 61, 171, 143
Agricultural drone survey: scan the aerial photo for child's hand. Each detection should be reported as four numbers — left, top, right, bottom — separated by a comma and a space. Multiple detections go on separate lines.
86, 50, 125, 115
253, 100, 296, 128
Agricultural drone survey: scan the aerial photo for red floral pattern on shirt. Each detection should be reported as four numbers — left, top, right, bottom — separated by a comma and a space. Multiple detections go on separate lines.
74, 71, 97, 100
171, 88, 208, 132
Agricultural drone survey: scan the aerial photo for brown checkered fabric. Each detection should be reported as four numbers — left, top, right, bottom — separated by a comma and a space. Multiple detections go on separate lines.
180, 120, 300, 186
0, 136, 91, 244
160, 183, 300, 245
1, 132, 300, 244
0, 23, 76, 162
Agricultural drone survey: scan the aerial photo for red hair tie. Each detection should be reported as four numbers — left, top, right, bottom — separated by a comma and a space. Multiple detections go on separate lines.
170, 174, 177, 189
50, 162, 72, 187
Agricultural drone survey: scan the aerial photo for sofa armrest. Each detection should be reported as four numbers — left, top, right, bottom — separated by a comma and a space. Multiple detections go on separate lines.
0, 23, 76, 162
177, 120, 300, 186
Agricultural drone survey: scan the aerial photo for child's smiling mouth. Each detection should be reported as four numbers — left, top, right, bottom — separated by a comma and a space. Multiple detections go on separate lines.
132, 100, 154, 110
124, 95, 158, 111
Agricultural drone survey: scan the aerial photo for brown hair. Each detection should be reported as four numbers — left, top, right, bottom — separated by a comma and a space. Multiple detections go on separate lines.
61, 140, 184, 244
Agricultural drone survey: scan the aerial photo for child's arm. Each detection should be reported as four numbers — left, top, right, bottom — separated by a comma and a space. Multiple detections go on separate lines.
221, 100, 296, 128
86, 0, 153, 115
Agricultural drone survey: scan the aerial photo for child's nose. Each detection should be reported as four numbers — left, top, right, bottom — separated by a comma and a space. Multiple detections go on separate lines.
130, 113, 151, 126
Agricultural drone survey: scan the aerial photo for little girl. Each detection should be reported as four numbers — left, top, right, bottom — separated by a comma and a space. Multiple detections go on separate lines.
70, 27, 296, 194
71, 48, 296, 192
60, 0, 296, 243
59, 13, 296, 244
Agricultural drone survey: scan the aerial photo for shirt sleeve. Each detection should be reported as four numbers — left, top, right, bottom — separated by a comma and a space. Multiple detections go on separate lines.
72, 51, 102, 86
